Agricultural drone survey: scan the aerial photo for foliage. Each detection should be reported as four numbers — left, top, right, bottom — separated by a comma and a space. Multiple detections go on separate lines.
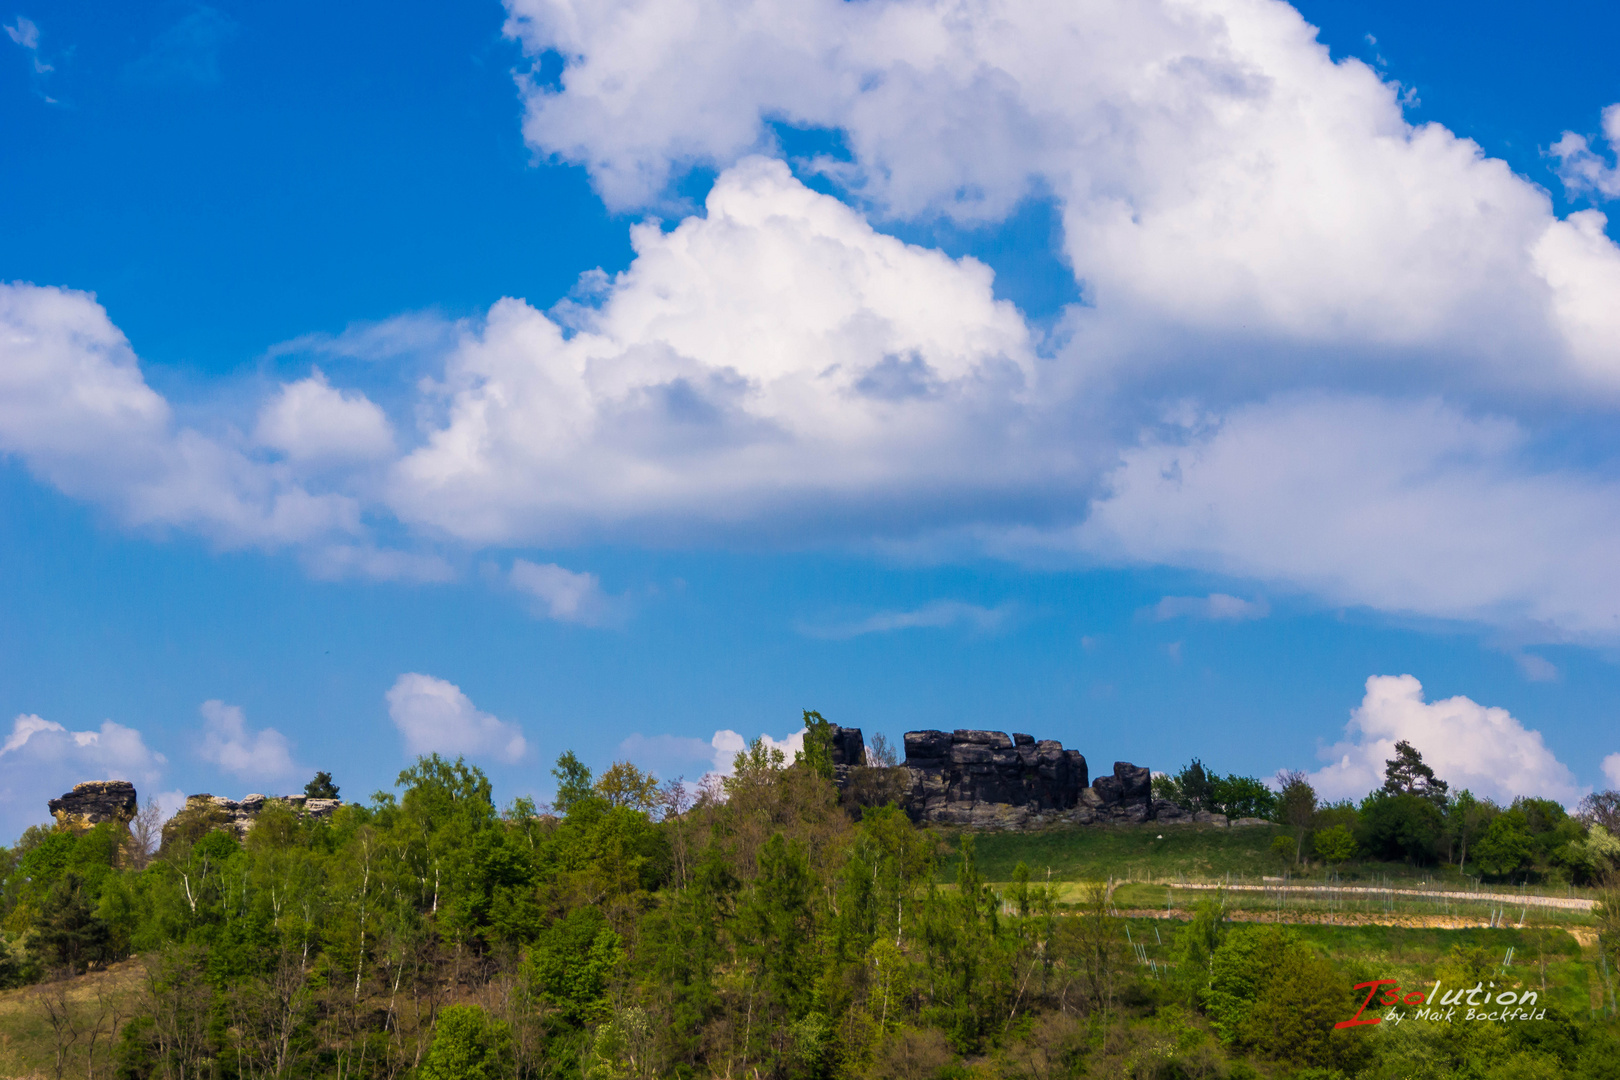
1276, 770, 1318, 863
1356, 791, 1444, 864
303, 771, 340, 800
1161, 761, 1278, 819
1382, 740, 1449, 805
0, 742, 1614, 1080
1314, 824, 1357, 866
420, 1005, 515, 1080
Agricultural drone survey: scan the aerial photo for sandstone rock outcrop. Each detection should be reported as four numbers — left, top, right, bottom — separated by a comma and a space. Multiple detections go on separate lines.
899, 729, 1089, 828
162, 792, 343, 847
49, 781, 138, 832
820, 725, 1208, 830
829, 725, 866, 786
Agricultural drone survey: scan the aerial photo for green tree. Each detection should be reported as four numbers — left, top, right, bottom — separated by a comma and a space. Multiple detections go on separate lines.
594, 761, 661, 813
1383, 739, 1449, 804
1173, 760, 1216, 813
1448, 788, 1494, 872
551, 751, 596, 816
303, 771, 340, 799
1313, 824, 1356, 866
798, 710, 836, 781
1473, 811, 1535, 880
420, 1005, 515, 1080
1357, 790, 1443, 864
32, 872, 111, 974
524, 906, 624, 1027
1212, 774, 1277, 819
1275, 770, 1318, 863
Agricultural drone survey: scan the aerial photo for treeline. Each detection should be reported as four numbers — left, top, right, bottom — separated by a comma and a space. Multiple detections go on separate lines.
1156, 741, 1620, 885
0, 719, 1616, 1079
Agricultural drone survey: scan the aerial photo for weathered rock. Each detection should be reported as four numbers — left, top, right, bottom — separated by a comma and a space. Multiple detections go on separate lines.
1231, 817, 1272, 827
1114, 762, 1152, 802
896, 728, 1089, 824
163, 791, 344, 845
1192, 811, 1229, 827
49, 781, 138, 833
1151, 799, 1190, 822
829, 726, 866, 770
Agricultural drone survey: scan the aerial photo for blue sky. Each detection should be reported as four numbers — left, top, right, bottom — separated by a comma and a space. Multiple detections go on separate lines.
3, 0, 1619, 837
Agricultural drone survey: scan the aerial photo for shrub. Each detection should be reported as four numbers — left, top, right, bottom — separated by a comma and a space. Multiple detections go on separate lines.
420, 1005, 514, 1080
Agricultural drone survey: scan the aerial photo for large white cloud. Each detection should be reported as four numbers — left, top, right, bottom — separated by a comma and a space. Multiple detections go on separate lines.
0, 713, 167, 839
1073, 395, 1620, 635
5, 0, 1620, 655
385, 673, 527, 763
196, 700, 299, 783
388, 158, 1043, 543
0, 282, 361, 547
1309, 675, 1584, 806
504, 0, 1620, 393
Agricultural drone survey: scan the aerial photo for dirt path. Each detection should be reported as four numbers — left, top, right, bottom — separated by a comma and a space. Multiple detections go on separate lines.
1115, 907, 1589, 931
1167, 881, 1594, 912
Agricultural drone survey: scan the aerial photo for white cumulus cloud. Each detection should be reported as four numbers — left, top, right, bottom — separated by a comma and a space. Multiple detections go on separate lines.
1551, 103, 1620, 201
708, 727, 805, 775
504, 0, 1620, 393
255, 370, 395, 463
1074, 395, 1620, 637
0, 282, 361, 548
616, 732, 717, 777
0, 712, 167, 838
385, 673, 527, 763
387, 158, 1041, 544
196, 700, 299, 781
509, 559, 616, 624
1308, 675, 1585, 806
1603, 753, 1620, 790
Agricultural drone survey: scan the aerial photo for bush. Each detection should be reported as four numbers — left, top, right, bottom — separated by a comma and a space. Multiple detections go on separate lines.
420, 1005, 514, 1080
1356, 791, 1443, 864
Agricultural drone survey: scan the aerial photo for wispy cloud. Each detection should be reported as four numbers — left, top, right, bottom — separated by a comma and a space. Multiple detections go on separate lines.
797, 600, 1013, 640
508, 559, 622, 626
1150, 594, 1269, 622
1551, 103, 1620, 201
5, 14, 58, 100
126, 6, 237, 86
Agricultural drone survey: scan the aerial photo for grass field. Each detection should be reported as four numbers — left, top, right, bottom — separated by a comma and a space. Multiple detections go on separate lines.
1111, 918, 1609, 1014
0, 957, 144, 1080
935, 822, 1600, 901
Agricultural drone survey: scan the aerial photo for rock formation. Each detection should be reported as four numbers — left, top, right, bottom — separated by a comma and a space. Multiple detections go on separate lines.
899, 729, 1090, 828
162, 792, 343, 847
816, 725, 1205, 830
49, 781, 138, 832
829, 725, 866, 785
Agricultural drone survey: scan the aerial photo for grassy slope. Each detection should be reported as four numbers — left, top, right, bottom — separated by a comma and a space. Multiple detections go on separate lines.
935, 822, 1597, 897
0, 958, 144, 1080
1121, 919, 1601, 1012
936, 822, 1290, 883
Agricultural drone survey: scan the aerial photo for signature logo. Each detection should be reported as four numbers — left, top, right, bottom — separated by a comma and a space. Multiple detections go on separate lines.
1336, 980, 1545, 1029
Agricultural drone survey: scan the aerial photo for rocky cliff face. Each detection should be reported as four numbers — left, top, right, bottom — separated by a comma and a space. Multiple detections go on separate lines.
829, 725, 866, 786
49, 781, 138, 832
899, 729, 1090, 828
815, 726, 1198, 830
